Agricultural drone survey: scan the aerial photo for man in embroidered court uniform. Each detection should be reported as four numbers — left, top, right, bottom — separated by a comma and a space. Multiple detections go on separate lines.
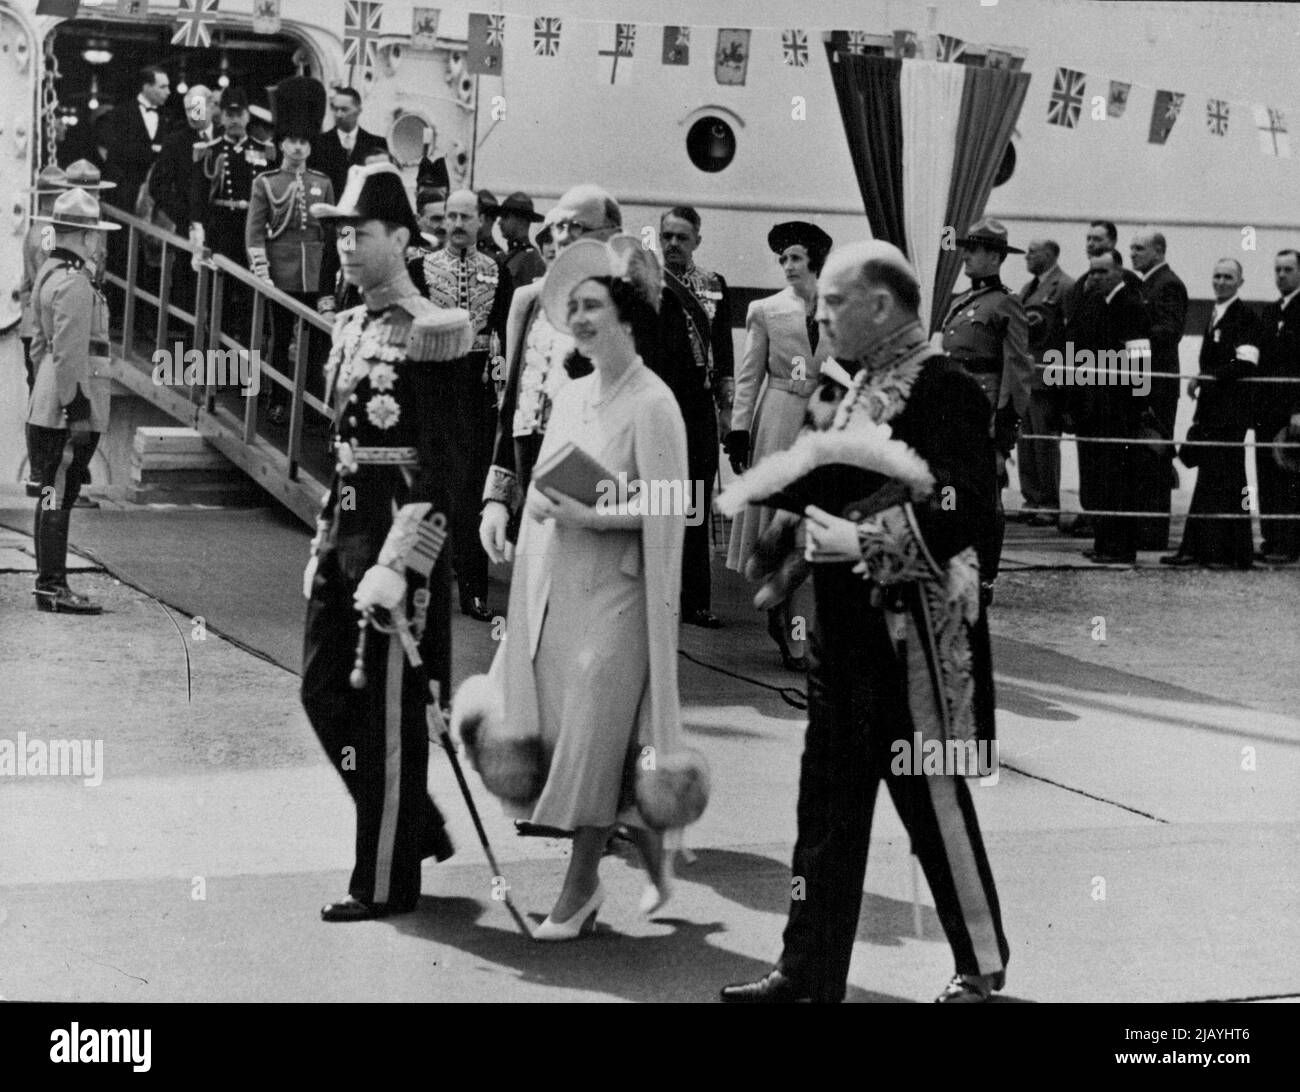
719, 241, 1009, 1004
301, 162, 473, 921
422, 189, 513, 621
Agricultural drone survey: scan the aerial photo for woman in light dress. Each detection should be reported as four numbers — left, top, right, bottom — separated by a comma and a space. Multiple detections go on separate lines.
459, 237, 707, 940
724, 222, 833, 670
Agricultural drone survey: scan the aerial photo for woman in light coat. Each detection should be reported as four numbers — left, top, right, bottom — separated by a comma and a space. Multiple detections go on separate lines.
724, 222, 832, 669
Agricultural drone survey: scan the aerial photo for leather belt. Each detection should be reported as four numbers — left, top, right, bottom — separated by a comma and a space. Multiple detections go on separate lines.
213, 199, 250, 210
767, 375, 819, 397
350, 446, 418, 466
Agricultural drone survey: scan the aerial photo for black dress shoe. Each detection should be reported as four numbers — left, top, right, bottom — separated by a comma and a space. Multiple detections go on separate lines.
720, 969, 835, 1004
34, 587, 103, 614
1159, 553, 1198, 567
684, 608, 723, 629
460, 597, 494, 622
320, 896, 416, 922
1091, 553, 1136, 565
935, 970, 1005, 1004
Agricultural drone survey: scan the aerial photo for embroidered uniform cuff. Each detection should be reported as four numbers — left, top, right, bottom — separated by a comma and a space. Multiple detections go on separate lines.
482, 465, 517, 509
852, 503, 943, 586
377, 502, 434, 572
406, 308, 473, 362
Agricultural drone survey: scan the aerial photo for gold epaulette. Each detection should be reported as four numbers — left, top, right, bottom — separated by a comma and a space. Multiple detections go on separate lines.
396, 295, 473, 362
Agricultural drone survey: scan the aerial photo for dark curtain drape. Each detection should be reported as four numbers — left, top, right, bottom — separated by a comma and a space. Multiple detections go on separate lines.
823, 47, 907, 254
931, 67, 1031, 331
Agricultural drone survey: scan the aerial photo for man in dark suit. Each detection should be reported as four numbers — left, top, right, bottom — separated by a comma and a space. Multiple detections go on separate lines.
96, 65, 172, 314
97, 65, 172, 214
1253, 249, 1300, 562
149, 85, 217, 236
1130, 229, 1189, 550
1062, 249, 1152, 564
307, 87, 388, 198
1163, 259, 1261, 568
1017, 239, 1073, 525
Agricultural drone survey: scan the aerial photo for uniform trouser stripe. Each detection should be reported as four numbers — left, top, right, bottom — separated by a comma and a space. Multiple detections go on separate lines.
372, 635, 405, 905
921, 773, 1005, 975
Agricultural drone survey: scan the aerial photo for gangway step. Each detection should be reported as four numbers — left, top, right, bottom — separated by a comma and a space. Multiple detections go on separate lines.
127, 427, 263, 506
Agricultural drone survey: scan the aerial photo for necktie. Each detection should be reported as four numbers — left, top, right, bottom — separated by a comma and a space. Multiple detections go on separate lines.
1025, 276, 1040, 300
806, 314, 820, 354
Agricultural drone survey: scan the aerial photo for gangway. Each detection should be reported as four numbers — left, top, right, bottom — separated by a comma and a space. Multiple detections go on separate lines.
101, 205, 334, 527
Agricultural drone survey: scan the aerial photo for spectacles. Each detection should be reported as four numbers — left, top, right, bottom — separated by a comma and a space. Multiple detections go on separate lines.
551, 219, 605, 237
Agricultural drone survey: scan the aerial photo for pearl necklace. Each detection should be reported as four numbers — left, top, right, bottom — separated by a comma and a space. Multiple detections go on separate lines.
581, 357, 641, 422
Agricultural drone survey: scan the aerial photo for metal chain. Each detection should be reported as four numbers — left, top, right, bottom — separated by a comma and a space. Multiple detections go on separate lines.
41, 33, 60, 169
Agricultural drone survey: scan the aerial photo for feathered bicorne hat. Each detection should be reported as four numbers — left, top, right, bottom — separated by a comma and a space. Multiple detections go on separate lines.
271, 76, 326, 144
311, 160, 423, 241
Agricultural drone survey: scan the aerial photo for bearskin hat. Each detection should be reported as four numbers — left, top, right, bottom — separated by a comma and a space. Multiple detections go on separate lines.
271, 76, 326, 144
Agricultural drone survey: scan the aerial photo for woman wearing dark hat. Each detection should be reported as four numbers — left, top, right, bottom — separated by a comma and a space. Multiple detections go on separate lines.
454, 236, 709, 939
725, 221, 832, 670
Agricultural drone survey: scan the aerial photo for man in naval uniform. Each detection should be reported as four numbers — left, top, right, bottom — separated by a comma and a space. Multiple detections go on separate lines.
25, 188, 121, 614
422, 189, 513, 621
720, 240, 1009, 1004
940, 218, 1032, 605
302, 162, 473, 921
246, 77, 338, 422
479, 184, 621, 560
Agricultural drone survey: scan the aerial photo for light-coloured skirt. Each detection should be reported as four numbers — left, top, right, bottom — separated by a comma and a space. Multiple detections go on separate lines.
727, 384, 813, 571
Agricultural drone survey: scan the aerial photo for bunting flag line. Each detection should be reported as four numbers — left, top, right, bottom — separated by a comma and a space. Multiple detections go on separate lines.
1254, 105, 1291, 158
466, 12, 504, 75
662, 25, 690, 65
533, 16, 562, 57
171, 0, 219, 49
411, 6, 440, 50
782, 29, 808, 67
715, 28, 751, 86
936, 34, 966, 63
892, 30, 919, 59
1148, 89, 1184, 144
596, 22, 636, 84
251, 0, 280, 35
343, 0, 383, 73
1107, 80, 1130, 118
1207, 98, 1230, 136
1047, 68, 1085, 128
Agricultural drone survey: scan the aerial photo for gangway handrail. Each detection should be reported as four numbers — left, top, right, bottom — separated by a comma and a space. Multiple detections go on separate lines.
97, 203, 337, 526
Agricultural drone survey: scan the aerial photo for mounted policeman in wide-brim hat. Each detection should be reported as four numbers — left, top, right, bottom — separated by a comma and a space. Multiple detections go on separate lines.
311, 160, 423, 241
955, 217, 1024, 254
33, 187, 121, 232
57, 159, 116, 193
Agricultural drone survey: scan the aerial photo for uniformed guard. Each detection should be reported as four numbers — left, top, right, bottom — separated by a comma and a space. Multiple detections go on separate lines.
421, 188, 513, 621
191, 87, 276, 264
941, 218, 1033, 604
246, 77, 338, 422
302, 162, 473, 922
18, 165, 70, 393
25, 188, 120, 614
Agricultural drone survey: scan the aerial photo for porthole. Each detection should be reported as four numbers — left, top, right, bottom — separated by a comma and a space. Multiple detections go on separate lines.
686, 116, 736, 173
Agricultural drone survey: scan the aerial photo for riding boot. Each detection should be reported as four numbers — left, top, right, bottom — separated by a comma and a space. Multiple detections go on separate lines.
34, 508, 102, 614
766, 603, 807, 672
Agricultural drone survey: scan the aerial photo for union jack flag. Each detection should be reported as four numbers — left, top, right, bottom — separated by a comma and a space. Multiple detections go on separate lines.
1047, 67, 1086, 129
845, 30, 870, 55
615, 23, 636, 57
782, 29, 808, 67
936, 33, 965, 63
343, 0, 383, 73
485, 13, 505, 47
1207, 99, 1230, 137
171, 0, 219, 50
533, 17, 561, 56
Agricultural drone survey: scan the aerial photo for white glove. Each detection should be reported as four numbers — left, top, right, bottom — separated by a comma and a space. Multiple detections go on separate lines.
353, 565, 407, 612
479, 501, 513, 565
302, 554, 319, 600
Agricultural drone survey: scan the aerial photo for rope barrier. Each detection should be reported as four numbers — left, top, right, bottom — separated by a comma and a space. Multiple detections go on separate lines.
1030, 362, 1300, 383
1006, 507, 1300, 521
1019, 432, 1300, 448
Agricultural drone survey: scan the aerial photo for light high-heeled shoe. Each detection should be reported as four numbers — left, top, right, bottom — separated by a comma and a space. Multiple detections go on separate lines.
533, 884, 605, 941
